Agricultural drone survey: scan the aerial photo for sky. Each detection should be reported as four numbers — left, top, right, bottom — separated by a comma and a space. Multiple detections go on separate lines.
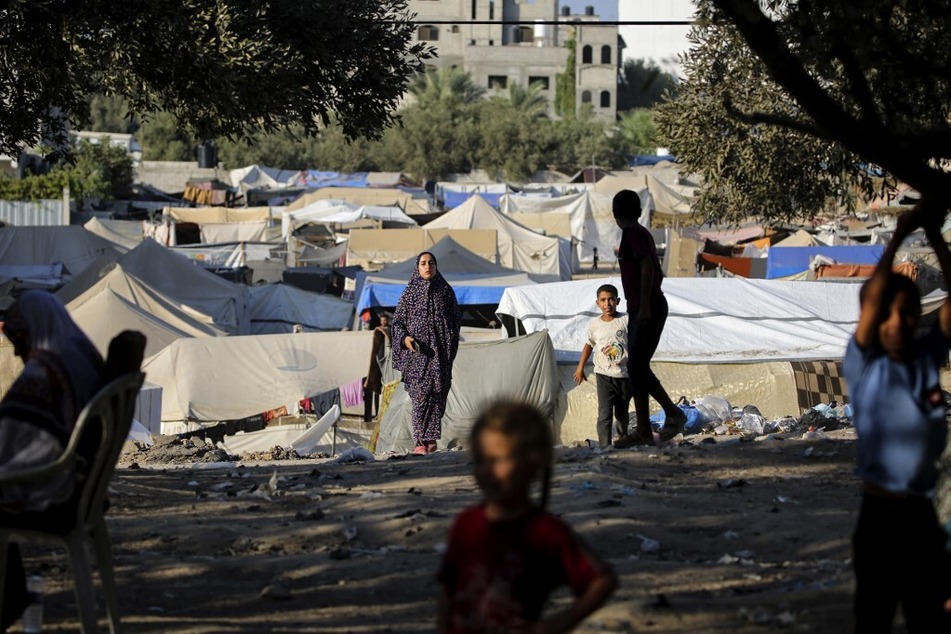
617, 1, 695, 77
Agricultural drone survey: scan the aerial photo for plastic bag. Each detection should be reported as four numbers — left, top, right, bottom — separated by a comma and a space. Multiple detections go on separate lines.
694, 395, 733, 424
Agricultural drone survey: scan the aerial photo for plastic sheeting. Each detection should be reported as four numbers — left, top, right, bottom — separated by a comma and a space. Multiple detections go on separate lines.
425, 195, 571, 280
375, 331, 561, 453
199, 221, 270, 244
143, 331, 374, 422
496, 276, 861, 364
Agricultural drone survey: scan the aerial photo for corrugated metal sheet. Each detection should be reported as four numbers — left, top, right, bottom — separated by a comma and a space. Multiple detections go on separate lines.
0, 199, 66, 226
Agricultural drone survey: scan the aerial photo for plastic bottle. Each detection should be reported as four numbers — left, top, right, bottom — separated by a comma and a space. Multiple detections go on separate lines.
21, 574, 43, 634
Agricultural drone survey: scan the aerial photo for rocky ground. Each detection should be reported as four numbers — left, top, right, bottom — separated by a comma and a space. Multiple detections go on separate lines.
13, 426, 895, 633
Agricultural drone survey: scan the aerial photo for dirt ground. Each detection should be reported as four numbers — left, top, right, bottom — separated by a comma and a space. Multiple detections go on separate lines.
10, 426, 888, 634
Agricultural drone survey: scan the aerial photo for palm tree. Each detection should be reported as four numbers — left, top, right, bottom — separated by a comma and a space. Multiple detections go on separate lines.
508, 82, 550, 121
408, 66, 485, 109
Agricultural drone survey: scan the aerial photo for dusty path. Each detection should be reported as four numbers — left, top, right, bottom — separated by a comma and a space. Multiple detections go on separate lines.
24, 430, 868, 633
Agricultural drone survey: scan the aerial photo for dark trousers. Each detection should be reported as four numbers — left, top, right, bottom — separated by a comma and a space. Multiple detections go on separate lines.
852, 492, 951, 633
628, 294, 668, 405
596, 374, 631, 446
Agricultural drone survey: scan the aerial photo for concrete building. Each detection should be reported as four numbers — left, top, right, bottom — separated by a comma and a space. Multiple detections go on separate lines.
408, 1, 622, 122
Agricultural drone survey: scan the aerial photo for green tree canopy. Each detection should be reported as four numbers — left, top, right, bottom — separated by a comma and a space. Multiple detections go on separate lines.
657, 0, 877, 224
617, 59, 679, 112
0, 139, 134, 201
707, 0, 951, 218
0, 1, 433, 159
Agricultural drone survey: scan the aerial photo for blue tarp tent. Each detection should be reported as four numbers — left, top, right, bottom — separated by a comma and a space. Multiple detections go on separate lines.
765, 245, 884, 279
445, 191, 504, 209
298, 171, 368, 188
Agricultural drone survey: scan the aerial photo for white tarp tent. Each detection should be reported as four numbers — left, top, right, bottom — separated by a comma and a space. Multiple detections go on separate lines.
83, 217, 144, 251
118, 240, 251, 334
496, 277, 861, 364
248, 283, 354, 334
281, 200, 416, 238
425, 195, 572, 280
142, 331, 373, 423
199, 221, 271, 244
375, 330, 561, 453
499, 190, 650, 266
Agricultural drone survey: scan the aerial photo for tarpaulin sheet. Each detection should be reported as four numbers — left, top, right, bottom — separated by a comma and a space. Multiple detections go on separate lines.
766, 245, 884, 279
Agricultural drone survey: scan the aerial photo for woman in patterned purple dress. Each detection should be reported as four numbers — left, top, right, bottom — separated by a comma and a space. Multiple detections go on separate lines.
391, 252, 462, 454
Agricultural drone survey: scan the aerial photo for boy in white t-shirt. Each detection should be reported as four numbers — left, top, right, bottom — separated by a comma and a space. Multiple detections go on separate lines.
573, 284, 632, 447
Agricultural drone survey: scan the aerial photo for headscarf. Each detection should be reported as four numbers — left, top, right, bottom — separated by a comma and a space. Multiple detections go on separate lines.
0, 291, 105, 444
391, 252, 462, 396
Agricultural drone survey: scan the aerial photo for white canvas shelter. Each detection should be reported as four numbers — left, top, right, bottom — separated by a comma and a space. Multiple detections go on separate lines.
219, 405, 343, 456
59, 264, 225, 354
163, 206, 273, 223
375, 331, 561, 453
228, 164, 300, 190
142, 331, 373, 423
248, 283, 354, 334
68, 289, 221, 358
496, 276, 861, 364
83, 217, 144, 251
499, 190, 649, 266
288, 187, 430, 215
199, 221, 271, 244
117, 240, 251, 334
0, 226, 121, 276
425, 195, 572, 280
281, 200, 416, 238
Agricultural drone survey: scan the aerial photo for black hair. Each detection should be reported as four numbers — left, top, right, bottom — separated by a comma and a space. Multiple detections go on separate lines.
469, 400, 554, 509
612, 189, 641, 220
860, 273, 922, 316
596, 284, 618, 298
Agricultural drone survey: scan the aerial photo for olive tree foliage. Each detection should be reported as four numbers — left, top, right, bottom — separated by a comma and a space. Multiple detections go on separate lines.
656, 0, 878, 224
704, 0, 951, 219
0, 1, 433, 159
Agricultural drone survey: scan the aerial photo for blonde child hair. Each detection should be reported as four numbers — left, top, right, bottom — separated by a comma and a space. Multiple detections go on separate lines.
469, 400, 553, 509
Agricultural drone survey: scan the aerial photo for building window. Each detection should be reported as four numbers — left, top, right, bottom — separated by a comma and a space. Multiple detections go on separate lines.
489, 75, 508, 90
529, 76, 550, 90
451, 25, 459, 34
418, 25, 439, 41
581, 90, 592, 103
471, 0, 476, 19
517, 26, 534, 43
489, 1, 494, 20
600, 90, 611, 107
601, 45, 611, 64
582, 45, 592, 64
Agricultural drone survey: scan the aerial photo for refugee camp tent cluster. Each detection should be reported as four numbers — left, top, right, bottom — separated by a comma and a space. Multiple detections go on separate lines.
495, 276, 868, 444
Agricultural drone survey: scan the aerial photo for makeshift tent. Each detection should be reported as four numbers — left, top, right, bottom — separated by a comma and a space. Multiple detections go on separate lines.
58, 262, 225, 335
436, 183, 511, 209
425, 195, 572, 280
496, 276, 861, 364
346, 228, 497, 270
83, 217, 143, 251
352, 236, 537, 313
287, 187, 430, 215
199, 221, 271, 244
0, 226, 121, 276
499, 189, 649, 266
142, 331, 373, 424
163, 206, 273, 223
116, 240, 251, 334
281, 200, 416, 238
228, 164, 300, 190
248, 283, 354, 334
375, 331, 561, 452
68, 289, 220, 358
766, 245, 884, 279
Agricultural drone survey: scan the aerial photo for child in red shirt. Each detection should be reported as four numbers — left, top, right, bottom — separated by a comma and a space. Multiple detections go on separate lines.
437, 401, 616, 633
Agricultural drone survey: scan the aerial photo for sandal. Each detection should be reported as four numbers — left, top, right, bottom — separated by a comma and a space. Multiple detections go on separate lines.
412, 445, 428, 455
659, 409, 688, 442
613, 429, 655, 449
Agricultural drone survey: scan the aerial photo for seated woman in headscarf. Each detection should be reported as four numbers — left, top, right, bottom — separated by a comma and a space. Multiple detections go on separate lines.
391, 252, 461, 455
0, 291, 105, 631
